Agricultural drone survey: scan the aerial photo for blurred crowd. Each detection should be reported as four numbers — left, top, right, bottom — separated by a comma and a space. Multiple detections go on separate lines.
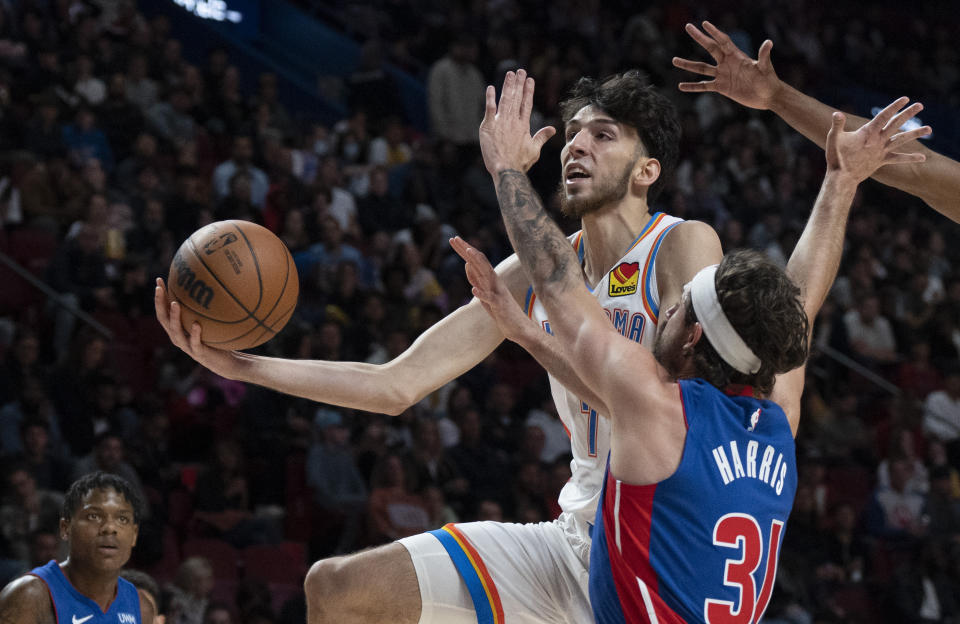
0, 1, 958, 623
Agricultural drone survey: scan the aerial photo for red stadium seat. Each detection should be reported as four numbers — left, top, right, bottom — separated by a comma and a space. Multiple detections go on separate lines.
182, 538, 240, 581
143, 525, 182, 584
268, 582, 302, 612
242, 543, 306, 585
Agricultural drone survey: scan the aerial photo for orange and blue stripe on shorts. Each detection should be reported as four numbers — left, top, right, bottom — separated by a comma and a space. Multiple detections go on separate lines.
429, 524, 504, 624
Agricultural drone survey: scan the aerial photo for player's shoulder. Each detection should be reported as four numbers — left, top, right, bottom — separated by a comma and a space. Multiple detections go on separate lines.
657, 219, 722, 266
662, 219, 719, 245
0, 574, 55, 624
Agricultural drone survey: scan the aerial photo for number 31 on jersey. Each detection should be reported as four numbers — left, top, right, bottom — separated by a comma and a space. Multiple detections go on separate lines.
704, 513, 784, 624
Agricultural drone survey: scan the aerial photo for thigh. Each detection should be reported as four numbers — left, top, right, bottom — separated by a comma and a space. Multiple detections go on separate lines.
400, 520, 591, 624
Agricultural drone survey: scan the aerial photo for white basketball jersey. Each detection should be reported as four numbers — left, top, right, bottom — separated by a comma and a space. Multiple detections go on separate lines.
525, 212, 684, 540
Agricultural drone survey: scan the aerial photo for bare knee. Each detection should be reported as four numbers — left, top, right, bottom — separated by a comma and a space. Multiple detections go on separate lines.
304, 544, 420, 624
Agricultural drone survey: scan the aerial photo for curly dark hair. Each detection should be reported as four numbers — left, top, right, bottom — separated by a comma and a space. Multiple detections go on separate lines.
684, 250, 810, 396
559, 71, 680, 204
62, 472, 146, 525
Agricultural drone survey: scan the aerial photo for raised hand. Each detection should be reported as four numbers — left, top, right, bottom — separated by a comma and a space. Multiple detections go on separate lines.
450, 236, 533, 343
673, 21, 781, 110
479, 69, 556, 175
825, 97, 931, 183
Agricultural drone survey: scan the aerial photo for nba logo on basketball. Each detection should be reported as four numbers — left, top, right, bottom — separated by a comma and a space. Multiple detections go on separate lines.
608, 262, 639, 297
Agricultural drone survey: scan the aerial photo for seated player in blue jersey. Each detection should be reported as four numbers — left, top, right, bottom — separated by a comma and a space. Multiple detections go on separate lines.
0, 472, 150, 624
457, 69, 930, 623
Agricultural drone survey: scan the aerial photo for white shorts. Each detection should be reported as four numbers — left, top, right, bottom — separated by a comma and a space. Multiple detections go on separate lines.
398, 512, 593, 624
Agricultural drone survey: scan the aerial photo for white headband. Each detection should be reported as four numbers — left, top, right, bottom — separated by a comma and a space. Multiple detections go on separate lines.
689, 265, 761, 375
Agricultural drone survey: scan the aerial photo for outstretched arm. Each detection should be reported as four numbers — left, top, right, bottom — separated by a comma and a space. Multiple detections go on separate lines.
674, 21, 960, 223
155, 265, 517, 415
771, 99, 930, 432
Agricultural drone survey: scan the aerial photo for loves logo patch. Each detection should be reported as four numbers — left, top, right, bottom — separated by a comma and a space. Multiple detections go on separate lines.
608, 262, 639, 297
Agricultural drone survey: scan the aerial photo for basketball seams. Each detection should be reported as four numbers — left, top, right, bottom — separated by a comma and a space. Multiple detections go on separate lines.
204, 303, 296, 347
230, 222, 265, 314
168, 283, 254, 325
170, 220, 298, 350
185, 236, 272, 334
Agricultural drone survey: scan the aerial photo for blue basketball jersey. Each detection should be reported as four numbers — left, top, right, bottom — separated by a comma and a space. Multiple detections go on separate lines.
589, 378, 797, 624
29, 560, 141, 624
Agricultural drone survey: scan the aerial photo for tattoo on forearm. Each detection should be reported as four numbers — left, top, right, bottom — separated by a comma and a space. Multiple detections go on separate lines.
496, 170, 580, 292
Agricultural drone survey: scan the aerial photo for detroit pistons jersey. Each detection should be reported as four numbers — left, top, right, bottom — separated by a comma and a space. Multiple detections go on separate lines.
589, 378, 798, 624
525, 212, 684, 538
29, 560, 141, 624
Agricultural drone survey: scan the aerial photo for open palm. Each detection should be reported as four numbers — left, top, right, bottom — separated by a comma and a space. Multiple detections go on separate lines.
826, 98, 930, 182
673, 21, 780, 110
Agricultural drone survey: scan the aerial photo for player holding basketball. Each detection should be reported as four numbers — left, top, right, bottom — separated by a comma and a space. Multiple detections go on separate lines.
0, 472, 150, 624
673, 20, 960, 224
157, 68, 723, 622
462, 69, 928, 623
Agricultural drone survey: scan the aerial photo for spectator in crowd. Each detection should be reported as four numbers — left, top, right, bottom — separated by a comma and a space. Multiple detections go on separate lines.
366, 453, 429, 543
925, 465, 960, 542
426, 36, 485, 168
924, 362, 960, 465
72, 431, 148, 509
4, 419, 72, 492
192, 439, 281, 547
891, 539, 958, 623
0, 376, 65, 459
62, 106, 114, 171
866, 456, 927, 541
166, 556, 215, 624
844, 291, 898, 366
204, 602, 234, 624
146, 86, 196, 146
212, 135, 269, 208
305, 408, 366, 554
0, 464, 63, 564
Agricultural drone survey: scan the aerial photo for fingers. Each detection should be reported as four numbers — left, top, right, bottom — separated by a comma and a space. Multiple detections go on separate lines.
884, 151, 927, 165
672, 57, 718, 77
684, 23, 722, 60
520, 75, 535, 121
826, 112, 842, 155
500, 70, 522, 119
832, 111, 846, 130
532, 125, 556, 150
701, 21, 736, 52
758, 39, 773, 70
887, 125, 932, 149
154, 278, 169, 323
449, 235, 471, 261
882, 102, 923, 138
869, 96, 910, 131
678, 80, 719, 93
189, 321, 203, 352
483, 85, 496, 122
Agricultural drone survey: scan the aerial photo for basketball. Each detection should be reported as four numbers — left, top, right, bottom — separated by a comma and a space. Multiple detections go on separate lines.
166, 220, 299, 350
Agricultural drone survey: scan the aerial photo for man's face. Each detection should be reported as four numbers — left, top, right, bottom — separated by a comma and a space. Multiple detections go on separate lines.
96, 436, 124, 470
205, 608, 232, 624
233, 138, 253, 164
559, 105, 642, 217
9, 469, 35, 501
652, 285, 693, 377
23, 424, 49, 456
61, 487, 138, 572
